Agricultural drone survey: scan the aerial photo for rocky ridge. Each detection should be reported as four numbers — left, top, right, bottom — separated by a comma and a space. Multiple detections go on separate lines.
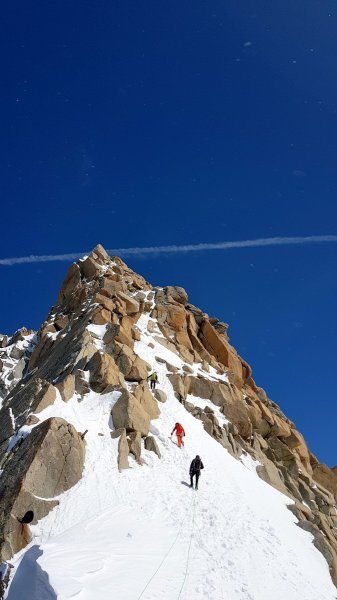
0, 244, 337, 592
0, 329, 36, 403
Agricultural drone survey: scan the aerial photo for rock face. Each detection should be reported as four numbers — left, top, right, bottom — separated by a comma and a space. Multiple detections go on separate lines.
0, 418, 85, 561
0, 243, 337, 588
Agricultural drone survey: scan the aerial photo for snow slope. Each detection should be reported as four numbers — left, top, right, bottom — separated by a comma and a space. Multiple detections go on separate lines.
5, 309, 337, 600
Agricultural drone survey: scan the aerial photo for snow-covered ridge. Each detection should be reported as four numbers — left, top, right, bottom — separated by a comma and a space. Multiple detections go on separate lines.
3, 300, 337, 599
0, 329, 36, 407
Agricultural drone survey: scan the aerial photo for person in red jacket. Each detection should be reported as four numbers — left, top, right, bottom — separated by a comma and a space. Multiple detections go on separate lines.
171, 422, 185, 448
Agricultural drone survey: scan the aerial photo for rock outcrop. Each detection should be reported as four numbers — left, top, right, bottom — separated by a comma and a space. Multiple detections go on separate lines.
0, 417, 85, 561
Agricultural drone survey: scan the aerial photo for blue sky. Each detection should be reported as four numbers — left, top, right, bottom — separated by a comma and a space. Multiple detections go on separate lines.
1, 0, 337, 464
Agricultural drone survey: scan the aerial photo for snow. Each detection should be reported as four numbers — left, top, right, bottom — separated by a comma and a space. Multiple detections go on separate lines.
87, 324, 108, 338
4, 307, 337, 600
0, 332, 37, 409
86, 323, 108, 350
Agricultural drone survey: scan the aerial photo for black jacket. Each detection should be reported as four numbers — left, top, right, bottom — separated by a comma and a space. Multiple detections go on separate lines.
190, 458, 204, 474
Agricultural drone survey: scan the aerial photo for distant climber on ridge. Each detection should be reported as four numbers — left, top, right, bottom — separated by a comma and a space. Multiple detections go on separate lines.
189, 455, 204, 489
148, 371, 158, 390
171, 422, 185, 448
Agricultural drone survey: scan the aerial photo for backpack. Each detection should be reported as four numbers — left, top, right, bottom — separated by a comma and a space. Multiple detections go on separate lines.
195, 457, 201, 470
192, 457, 202, 471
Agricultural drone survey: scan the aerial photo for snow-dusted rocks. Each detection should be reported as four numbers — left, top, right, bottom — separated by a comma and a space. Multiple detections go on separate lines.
0, 328, 36, 402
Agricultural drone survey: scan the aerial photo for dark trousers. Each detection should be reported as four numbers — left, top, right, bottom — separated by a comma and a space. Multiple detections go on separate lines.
190, 470, 200, 488
150, 380, 156, 390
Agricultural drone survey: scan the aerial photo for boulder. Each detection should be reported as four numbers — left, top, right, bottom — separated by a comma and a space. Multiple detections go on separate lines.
80, 255, 101, 279
56, 374, 75, 402
92, 308, 111, 325
128, 431, 143, 463
75, 370, 90, 396
111, 428, 125, 439
163, 286, 188, 305
185, 376, 233, 407
113, 342, 150, 381
91, 244, 110, 263
111, 389, 151, 437
117, 429, 130, 471
145, 436, 161, 458
88, 351, 122, 392
133, 383, 160, 419
94, 293, 115, 313
116, 292, 140, 315
154, 389, 167, 403
34, 381, 57, 414
167, 373, 186, 399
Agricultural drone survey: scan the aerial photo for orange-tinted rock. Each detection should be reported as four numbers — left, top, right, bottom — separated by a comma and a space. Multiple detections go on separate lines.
199, 320, 243, 380
56, 263, 82, 306
94, 293, 115, 312
313, 464, 337, 502
92, 308, 111, 325
270, 414, 292, 438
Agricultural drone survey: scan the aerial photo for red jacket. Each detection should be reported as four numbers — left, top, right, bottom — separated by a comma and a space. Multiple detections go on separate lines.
172, 423, 185, 436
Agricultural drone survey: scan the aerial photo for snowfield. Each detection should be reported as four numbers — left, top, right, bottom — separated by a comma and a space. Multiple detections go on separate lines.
4, 308, 337, 600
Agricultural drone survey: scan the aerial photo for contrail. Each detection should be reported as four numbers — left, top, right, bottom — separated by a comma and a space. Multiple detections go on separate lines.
1, 235, 337, 266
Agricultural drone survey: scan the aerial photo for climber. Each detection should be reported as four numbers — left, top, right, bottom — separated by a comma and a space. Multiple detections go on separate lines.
171, 422, 185, 448
189, 455, 204, 489
148, 371, 158, 390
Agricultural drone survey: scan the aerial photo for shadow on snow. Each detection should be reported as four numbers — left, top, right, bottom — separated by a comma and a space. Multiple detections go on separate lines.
7, 545, 56, 600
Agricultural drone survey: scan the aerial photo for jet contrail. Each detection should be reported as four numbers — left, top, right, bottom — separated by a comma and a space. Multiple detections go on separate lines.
1, 235, 337, 266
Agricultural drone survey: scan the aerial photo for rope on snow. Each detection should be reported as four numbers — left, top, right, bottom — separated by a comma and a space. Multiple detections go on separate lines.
177, 491, 197, 600
136, 493, 194, 600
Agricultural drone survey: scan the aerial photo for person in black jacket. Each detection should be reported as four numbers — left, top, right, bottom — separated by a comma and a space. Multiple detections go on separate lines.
189, 455, 204, 489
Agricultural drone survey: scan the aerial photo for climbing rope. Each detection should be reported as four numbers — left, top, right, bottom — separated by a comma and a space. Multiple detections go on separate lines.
136, 493, 194, 600
177, 491, 197, 600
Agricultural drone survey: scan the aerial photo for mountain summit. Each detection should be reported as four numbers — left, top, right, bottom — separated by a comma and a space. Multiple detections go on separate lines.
0, 244, 337, 599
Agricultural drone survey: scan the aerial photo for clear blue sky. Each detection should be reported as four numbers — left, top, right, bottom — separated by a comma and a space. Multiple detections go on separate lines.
1, 1, 337, 465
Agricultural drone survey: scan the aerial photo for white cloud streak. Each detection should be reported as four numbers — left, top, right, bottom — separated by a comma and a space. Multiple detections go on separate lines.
1, 235, 337, 266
